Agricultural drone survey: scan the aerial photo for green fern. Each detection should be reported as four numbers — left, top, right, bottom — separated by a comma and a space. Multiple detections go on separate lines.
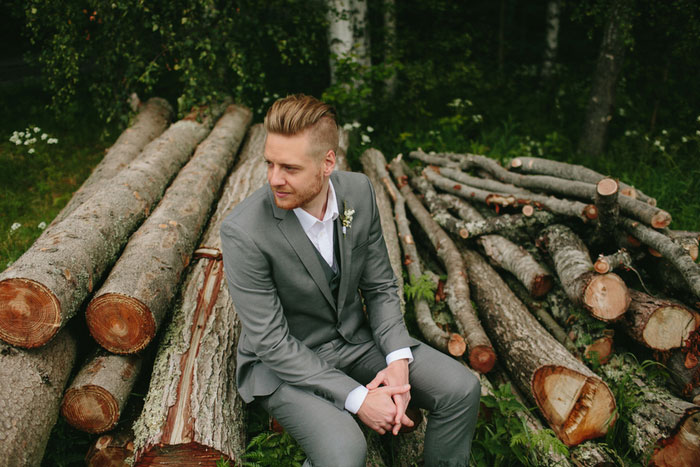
404, 273, 437, 304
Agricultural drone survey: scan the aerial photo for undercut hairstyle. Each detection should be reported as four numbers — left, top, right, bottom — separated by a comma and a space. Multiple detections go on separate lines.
264, 94, 339, 160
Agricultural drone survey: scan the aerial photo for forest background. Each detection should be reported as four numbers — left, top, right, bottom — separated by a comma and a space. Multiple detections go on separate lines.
0, 0, 698, 465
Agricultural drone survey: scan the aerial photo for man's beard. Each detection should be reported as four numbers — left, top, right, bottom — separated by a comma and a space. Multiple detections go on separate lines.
272, 170, 325, 211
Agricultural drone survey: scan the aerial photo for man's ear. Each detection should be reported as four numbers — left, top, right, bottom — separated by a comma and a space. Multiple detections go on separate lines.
323, 149, 336, 175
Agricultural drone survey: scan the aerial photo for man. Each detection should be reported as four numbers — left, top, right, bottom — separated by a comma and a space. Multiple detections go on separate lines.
221, 94, 480, 466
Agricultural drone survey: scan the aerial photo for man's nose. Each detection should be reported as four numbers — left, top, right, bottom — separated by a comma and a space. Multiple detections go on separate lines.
268, 166, 285, 187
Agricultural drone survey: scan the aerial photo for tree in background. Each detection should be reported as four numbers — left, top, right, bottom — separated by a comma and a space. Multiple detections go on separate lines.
540, 0, 561, 80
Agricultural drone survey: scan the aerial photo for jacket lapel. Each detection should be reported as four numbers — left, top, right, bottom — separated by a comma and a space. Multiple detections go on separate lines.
333, 173, 353, 315
270, 189, 336, 309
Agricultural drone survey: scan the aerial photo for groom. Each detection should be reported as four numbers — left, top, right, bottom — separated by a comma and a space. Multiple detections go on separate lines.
220, 94, 480, 466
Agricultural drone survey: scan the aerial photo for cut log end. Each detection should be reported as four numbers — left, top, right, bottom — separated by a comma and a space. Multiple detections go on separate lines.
0, 277, 62, 348
509, 158, 523, 169
521, 204, 535, 217
532, 365, 616, 446
61, 385, 120, 434
468, 345, 497, 374
583, 273, 630, 322
643, 307, 699, 351
596, 178, 619, 197
594, 257, 611, 274
584, 205, 599, 220
447, 333, 467, 357
652, 210, 673, 229
650, 408, 700, 467
530, 274, 554, 299
584, 336, 614, 365
134, 442, 231, 467
86, 294, 156, 354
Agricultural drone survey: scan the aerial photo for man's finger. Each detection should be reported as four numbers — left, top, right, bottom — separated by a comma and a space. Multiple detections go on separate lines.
366, 371, 386, 390
401, 413, 415, 427
393, 394, 405, 428
384, 384, 411, 395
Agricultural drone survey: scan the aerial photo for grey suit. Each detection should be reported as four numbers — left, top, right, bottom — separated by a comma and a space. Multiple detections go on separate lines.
221, 171, 480, 467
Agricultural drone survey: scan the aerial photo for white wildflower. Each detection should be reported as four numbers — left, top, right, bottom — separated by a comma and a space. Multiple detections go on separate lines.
696, 130, 700, 136
361, 134, 371, 144
472, 114, 483, 123
366, 126, 374, 133
342, 123, 354, 131
262, 96, 270, 103
28, 148, 35, 154
352, 121, 361, 129
681, 136, 688, 143
465, 99, 473, 106
37, 221, 47, 230
18, 131, 25, 138
24, 139, 31, 145
14, 140, 21, 145
661, 129, 668, 135
41, 133, 48, 140
696, 115, 700, 122
33, 127, 40, 133
10, 222, 21, 231
654, 140, 661, 147
659, 145, 665, 151
47, 138, 58, 144
624, 130, 631, 136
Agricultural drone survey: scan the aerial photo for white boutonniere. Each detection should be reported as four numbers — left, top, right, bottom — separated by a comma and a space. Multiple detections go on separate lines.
341, 202, 354, 237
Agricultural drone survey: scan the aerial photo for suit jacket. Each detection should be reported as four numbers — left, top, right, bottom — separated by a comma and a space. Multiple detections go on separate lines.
220, 170, 419, 410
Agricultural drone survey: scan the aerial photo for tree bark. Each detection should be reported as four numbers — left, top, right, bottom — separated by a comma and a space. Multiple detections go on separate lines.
132, 125, 267, 466
0, 329, 77, 466
60, 350, 142, 434
508, 156, 656, 205
594, 178, 620, 236
366, 150, 464, 356
538, 224, 630, 322
85, 105, 251, 354
622, 289, 699, 351
438, 193, 553, 298
327, 0, 371, 85
461, 248, 616, 446
49, 97, 174, 228
86, 424, 135, 467
389, 159, 496, 373
621, 218, 700, 303
599, 354, 700, 466
0, 102, 229, 349
382, 0, 398, 96
664, 344, 700, 405
360, 149, 405, 314
578, 0, 632, 156
541, 0, 561, 80
594, 249, 633, 274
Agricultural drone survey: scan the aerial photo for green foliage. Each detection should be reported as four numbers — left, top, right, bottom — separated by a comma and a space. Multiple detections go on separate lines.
470, 383, 569, 467
404, 273, 437, 304
242, 431, 306, 467
41, 418, 96, 467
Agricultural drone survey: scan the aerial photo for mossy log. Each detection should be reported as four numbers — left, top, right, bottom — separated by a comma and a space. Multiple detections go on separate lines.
0, 102, 229, 349
437, 192, 553, 298
462, 248, 617, 447
50, 97, 173, 227
599, 354, 700, 466
389, 159, 496, 373
538, 224, 630, 322
131, 125, 266, 466
0, 330, 77, 466
86, 424, 135, 467
663, 332, 700, 404
85, 105, 251, 354
360, 148, 405, 314
60, 350, 143, 433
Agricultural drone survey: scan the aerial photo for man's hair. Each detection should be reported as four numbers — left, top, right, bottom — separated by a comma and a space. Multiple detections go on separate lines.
264, 94, 339, 160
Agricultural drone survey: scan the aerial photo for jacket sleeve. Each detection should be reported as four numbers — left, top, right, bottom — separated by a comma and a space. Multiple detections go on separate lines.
221, 219, 360, 410
357, 176, 417, 356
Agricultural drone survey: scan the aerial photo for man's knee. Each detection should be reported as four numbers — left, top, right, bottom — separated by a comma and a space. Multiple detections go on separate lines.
439, 365, 481, 416
307, 420, 367, 467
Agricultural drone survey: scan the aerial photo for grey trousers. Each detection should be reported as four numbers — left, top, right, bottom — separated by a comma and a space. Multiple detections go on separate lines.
258, 340, 481, 467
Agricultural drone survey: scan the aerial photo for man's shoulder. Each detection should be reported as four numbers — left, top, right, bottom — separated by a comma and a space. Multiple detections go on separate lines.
331, 170, 372, 204
220, 184, 271, 234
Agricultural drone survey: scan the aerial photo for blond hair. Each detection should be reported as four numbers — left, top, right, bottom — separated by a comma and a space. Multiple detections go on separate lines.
264, 94, 339, 159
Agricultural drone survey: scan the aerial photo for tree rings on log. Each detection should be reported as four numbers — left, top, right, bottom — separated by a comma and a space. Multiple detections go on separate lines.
531, 366, 616, 446
61, 385, 121, 434
86, 294, 155, 354
582, 272, 630, 322
0, 278, 61, 348
625, 290, 699, 351
650, 407, 700, 466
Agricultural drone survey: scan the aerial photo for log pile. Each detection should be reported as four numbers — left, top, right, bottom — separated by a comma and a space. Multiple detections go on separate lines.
2, 102, 700, 466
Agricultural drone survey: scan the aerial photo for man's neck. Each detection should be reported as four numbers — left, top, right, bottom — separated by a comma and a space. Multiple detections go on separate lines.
302, 181, 330, 221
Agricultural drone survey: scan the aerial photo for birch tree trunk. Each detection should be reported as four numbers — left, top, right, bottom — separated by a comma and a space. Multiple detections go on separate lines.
578, 0, 633, 156
131, 125, 267, 466
85, 105, 251, 354
0, 102, 228, 349
327, 0, 371, 85
0, 330, 77, 466
541, 0, 560, 79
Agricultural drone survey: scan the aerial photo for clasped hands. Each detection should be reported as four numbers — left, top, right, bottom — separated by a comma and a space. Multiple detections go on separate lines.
356, 359, 414, 435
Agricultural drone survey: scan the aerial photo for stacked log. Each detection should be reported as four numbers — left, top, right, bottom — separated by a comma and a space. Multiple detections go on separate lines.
130, 125, 266, 465
0, 330, 77, 466
0, 101, 230, 349
85, 105, 252, 354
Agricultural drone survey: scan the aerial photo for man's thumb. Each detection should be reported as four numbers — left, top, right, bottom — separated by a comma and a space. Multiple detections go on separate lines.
366, 372, 384, 390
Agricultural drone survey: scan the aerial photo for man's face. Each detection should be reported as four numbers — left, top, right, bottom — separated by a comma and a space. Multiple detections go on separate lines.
264, 130, 335, 212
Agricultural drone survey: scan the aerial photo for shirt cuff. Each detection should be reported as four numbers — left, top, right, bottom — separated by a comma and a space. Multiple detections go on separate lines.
344, 385, 369, 414
385, 347, 413, 365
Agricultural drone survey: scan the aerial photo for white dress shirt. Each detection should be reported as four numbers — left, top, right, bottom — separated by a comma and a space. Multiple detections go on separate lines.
294, 179, 413, 413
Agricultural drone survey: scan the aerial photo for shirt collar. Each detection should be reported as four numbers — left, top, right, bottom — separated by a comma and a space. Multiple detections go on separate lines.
294, 179, 339, 233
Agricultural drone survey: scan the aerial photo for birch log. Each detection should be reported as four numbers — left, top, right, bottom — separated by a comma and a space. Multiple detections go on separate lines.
389, 159, 496, 373
0, 330, 77, 466
538, 224, 630, 322
131, 125, 267, 465
49, 97, 173, 227
360, 148, 404, 313
85, 105, 251, 354
0, 102, 228, 349
462, 248, 617, 446
60, 350, 143, 433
